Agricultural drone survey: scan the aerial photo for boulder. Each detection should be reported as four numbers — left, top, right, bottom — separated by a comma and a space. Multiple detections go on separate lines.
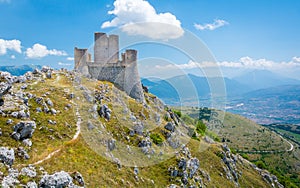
16, 75, 27, 83
12, 121, 36, 140
36, 107, 42, 113
48, 120, 57, 125
41, 66, 51, 73
21, 166, 36, 178
22, 139, 33, 147
1, 175, 20, 187
32, 68, 42, 75
187, 158, 200, 178
17, 147, 30, 160
0, 147, 15, 166
35, 97, 43, 104
39, 171, 73, 188
46, 98, 54, 107
133, 122, 144, 135
164, 122, 175, 132
69, 93, 75, 99
204, 136, 215, 144
21, 84, 27, 90
27, 181, 38, 188
46, 71, 52, 79
51, 108, 57, 115
98, 104, 112, 121
11, 111, 19, 118
134, 166, 139, 175
178, 157, 187, 170
138, 139, 152, 148
72, 172, 85, 186
108, 139, 116, 151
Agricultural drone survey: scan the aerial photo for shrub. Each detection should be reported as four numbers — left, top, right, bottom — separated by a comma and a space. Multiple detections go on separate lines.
150, 133, 163, 145
255, 160, 267, 169
173, 110, 182, 118
240, 153, 249, 160
196, 120, 207, 135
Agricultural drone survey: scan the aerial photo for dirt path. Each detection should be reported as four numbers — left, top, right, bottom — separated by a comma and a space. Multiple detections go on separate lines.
33, 103, 81, 165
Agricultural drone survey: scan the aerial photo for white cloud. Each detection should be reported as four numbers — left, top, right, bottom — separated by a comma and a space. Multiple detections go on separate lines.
0, 39, 22, 55
292, 56, 300, 63
66, 57, 74, 61
155, 56, 300, 70
194, 19, 228, 31
58, 62, 71, 66
25, 43, 67, 59
10, 55, 16, 59
101, 0, 184, 39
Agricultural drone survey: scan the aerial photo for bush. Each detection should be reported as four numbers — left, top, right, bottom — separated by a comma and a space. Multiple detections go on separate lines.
150, 133, 163, 145
196, 120, 207, 135
255, 160, 267, 169
173, 110, 182, 117
240, 153, 249, 160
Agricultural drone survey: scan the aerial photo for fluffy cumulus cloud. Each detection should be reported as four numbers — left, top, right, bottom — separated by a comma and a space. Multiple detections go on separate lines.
194, 19, 228, 31
0, 39, 22, 55
156, 56, 300, 70
101, 0, 184, 39
66, 57, 74, 61
25, 43, 67, 59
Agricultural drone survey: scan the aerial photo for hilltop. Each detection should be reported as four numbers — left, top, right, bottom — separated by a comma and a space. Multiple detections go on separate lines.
0, 68, 284, 187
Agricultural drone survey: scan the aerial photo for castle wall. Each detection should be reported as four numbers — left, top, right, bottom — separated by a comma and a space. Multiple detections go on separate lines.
88, 51, 144, 102
88, 64, 126, 92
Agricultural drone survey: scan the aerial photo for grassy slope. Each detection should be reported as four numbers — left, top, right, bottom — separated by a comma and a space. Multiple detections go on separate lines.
0, 72, 273, 187
180, 107, 300, 187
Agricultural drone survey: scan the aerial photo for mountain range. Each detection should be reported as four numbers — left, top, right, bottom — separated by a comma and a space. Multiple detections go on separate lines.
142, 70, 300, 124
0, 65, 41, 76
142, 70, 300, 103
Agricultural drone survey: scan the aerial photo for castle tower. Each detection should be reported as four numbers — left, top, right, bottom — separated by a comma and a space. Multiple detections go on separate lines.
94, 32, 108, 65
74, 47, 88, 70
108, 34, 119, 63
94, 33, 119, 65
123, 50, 145, 102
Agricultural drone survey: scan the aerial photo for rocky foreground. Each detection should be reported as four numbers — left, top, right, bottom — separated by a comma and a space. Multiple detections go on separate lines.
0, 67, 284, 187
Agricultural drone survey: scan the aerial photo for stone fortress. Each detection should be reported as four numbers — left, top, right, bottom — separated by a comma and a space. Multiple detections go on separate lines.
74, 32, 144, 102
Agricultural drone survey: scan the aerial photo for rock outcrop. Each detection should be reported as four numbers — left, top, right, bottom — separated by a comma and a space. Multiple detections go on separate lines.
11, 121, 36, 141
0, 147, 15, 166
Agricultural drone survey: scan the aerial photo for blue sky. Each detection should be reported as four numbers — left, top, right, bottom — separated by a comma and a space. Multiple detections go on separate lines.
1, 0, 300, 78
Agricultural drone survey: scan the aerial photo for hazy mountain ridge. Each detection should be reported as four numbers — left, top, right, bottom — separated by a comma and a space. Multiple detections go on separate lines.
233, 70, 300, 90
0, 65, 42, 76
143, 71, 300, 125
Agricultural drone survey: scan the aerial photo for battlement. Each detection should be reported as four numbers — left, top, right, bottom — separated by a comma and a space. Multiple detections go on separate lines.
74, 32, 144, 102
